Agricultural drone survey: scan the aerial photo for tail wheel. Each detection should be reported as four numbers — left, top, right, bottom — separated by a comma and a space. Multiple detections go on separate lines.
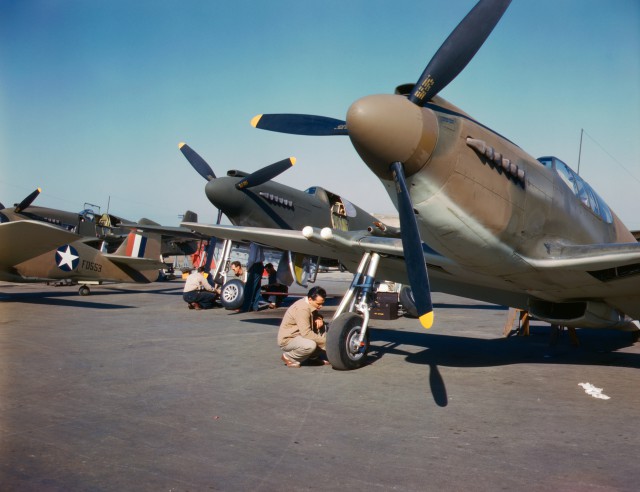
326, 313, 369, 370
220, 279, 245, 310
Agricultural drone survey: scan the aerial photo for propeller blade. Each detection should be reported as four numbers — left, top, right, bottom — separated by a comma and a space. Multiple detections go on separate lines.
390, 162, 433, 328
251, 114, 348, 136
216, 209, 223, 225
14, 188, 42, 213
179, 142, 216, 181
409, 0, 511, 106
235, 157, 296, 190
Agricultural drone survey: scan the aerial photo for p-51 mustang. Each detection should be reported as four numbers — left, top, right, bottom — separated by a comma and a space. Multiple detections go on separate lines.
178, 142, 395, 234
175, 143, 399, 304
0, 220, 164, 295
0, 188, 202, 257
183, 0, 640, 369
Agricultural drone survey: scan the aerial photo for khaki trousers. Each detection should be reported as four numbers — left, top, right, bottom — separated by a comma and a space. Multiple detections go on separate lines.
281, 336, 317, 363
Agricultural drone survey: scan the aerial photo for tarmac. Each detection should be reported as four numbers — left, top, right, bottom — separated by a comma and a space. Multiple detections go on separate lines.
1, 274, 639, 491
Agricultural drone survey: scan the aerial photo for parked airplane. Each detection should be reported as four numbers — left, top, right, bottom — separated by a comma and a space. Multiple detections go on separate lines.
173, 143, 399, 305
0, 221, 164, 295
182, 0, 640, 369
0, 188, 203, 257
178, 142, 396, 234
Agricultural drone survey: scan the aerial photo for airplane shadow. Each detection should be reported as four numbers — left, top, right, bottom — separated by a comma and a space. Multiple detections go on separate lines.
0, 285, 183, 309
241, 309, 638, 407
367, 325, 639, 407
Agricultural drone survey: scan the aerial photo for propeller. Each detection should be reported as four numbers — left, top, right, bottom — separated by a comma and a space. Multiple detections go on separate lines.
14, 188, 42, 213
179, 142, 295, 190
247, 0, 512, 328
390, 162, 433, 327
409, 0, 511, 106
251, 114, 348, 136
251, 0, 510, 131
235, 157, 296, 189
179, 142, 216, 181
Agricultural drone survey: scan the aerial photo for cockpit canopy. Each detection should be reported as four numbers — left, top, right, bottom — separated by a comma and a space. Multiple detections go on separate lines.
537, 156, 613, 223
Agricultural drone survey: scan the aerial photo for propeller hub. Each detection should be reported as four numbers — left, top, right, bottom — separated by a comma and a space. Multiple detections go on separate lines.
205, 177, 245, 218
346, 94, 439, 180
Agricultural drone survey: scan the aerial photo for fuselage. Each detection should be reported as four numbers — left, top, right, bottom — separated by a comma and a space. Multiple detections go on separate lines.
205, 172, 382, 232
347, 93, 638, 320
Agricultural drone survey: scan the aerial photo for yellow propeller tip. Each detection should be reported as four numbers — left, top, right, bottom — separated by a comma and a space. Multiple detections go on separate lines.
419, 311, 434, 329
290, 157, 296, 165
37, 187, 42, 192
250, 114, 263, 128
178, 142, 185, 149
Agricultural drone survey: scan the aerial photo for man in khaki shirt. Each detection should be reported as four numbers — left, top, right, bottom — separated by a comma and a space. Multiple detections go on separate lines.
277, 286, 329, 368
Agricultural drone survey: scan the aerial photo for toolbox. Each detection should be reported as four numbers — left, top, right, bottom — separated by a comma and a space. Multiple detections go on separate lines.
371, 291, 399, 320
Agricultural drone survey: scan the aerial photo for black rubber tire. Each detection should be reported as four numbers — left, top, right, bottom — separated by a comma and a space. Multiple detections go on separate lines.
399, 285, 418, 318
78, 285, 91, 296
220, 279, 245, 310
326, 313, 369, 370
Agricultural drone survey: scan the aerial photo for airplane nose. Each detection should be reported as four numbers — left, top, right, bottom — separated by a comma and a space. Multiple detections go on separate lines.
205, 177, 244, 214
346, 94, 439, 180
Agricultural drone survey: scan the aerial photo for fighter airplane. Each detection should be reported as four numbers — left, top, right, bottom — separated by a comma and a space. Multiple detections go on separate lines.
178, 142, 396, 234
182, 0, 640, 370
1, 188, 203, 257
175, 142, 401, 303
0, 220, 164, 295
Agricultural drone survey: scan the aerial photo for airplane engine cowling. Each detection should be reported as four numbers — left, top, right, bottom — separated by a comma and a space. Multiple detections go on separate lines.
528, 299, 631, 329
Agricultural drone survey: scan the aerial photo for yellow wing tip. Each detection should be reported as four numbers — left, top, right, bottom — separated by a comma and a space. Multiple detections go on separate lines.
290, 157, 296, 166
419, 311, 434, 329
251, 114, 263, 128
178, 142, 185, 149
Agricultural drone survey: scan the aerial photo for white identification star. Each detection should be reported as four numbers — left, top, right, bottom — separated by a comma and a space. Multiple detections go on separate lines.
57, 245, 79, 270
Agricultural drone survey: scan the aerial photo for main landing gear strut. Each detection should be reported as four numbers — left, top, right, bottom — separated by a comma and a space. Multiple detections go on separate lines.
326, 252, 380, 370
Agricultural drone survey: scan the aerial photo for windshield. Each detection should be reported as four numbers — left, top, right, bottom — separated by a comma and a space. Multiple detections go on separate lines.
538, 156, 613, 223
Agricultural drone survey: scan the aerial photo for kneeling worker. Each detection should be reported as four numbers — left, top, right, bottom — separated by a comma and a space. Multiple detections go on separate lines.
277, 286, 330, 367
183, 266, 218, 310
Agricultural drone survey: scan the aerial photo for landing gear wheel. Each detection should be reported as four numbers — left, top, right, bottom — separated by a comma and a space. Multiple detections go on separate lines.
326, 313, 369, 370
220, 279, 245, 310
78, 285, 91, 296
399, 285, 418, 318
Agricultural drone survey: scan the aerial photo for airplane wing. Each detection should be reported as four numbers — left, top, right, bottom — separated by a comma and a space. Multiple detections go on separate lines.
119, 222, 208, 240
0, 220, 81, 267
181, 222, 640, 320
181, 222, 455, 277
531, 242, 640, 271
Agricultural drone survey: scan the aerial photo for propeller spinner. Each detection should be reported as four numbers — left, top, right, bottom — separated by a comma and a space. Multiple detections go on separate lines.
249, 0, 512, 328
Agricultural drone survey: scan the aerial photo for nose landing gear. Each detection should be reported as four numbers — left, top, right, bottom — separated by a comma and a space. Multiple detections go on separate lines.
326, 252, 380, 370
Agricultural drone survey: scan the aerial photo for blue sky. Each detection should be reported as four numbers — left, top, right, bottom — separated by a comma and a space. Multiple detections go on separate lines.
1, 0, 639, 229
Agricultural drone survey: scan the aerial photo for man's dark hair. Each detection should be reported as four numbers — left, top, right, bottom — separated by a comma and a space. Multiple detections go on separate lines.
307, 286, 327, 300
231, 261, 241, 268
197, 266, 205, 273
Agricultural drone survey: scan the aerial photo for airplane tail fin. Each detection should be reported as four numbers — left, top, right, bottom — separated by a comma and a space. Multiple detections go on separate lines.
107, 230, 164, 282
183, 210, 198, 223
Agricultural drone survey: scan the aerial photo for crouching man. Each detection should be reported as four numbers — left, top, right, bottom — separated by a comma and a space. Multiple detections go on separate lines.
183, 266, 218, 310
277, 286, 330, 368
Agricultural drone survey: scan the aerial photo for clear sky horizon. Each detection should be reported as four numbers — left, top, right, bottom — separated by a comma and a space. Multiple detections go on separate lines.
1, 0, 639, 230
